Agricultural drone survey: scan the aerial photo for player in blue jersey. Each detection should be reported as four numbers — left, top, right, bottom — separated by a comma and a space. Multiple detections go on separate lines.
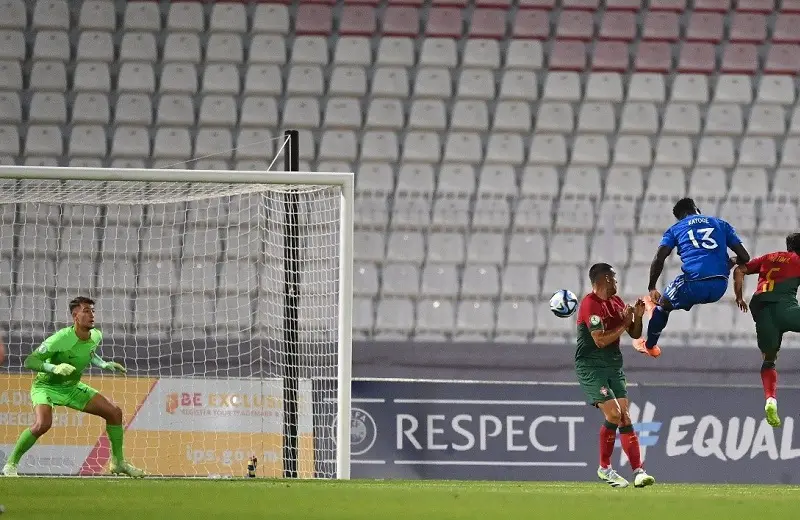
633, 198, 751, 357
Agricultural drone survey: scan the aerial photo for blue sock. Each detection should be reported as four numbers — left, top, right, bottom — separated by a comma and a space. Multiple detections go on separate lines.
646, 306, 669, 348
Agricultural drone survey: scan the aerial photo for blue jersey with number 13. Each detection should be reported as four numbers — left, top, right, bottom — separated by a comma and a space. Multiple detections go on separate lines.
659, 214, 742, 281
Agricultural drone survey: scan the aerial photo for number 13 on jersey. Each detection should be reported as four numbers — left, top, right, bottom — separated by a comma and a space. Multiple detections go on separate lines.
688, 228, 718, 250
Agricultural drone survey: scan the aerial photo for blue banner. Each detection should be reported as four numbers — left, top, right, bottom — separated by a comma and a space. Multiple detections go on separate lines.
345, 379, 800, 484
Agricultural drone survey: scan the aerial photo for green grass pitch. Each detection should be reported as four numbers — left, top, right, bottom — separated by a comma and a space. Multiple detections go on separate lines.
3, 479, 800, 519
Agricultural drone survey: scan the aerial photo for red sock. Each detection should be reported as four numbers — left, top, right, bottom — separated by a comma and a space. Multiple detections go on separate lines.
619, 426, 642, 471
761, 367, 777, 400
599, 423, 617, 469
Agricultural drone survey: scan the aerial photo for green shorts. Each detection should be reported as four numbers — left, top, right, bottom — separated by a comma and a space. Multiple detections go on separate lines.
751, 301, 800, 355
30, 382, 98, 411
575, 364, 627, 405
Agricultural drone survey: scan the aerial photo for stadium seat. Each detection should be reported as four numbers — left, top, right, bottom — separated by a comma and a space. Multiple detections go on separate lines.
662, 103, 702, 135
249, 35, 287, 64
772, 168, 800, 199
571, 135, 610, 166
729, 167, 768, 199
0, 0, 25, 29
764, 44, 800, 74
599, 11, 636, 40
382, 264, 420, 297
496, 301, 535, 336
431, 197, 471, 229
756, 75, 795, 105
252, 4, 289, 34
590, 41, 629, 72
597, 199, 637, 232
74, 62, 111, 93
696, 136, 735, 167
501, 265, 541, 299
577, 102, 615, 133
210, 3, 247, 33
643, 11, 680, 41
0, 30, 23, 61
443, 132, 482, 164
68, 125, 106, 158
416, 299, 456, 334
685, 12, 724, 42
512, 9, 549, 39
671, 74, 709, 103
729, 13, 766, 42
628, 73, 666, 102
485, 133, 525, 166
619, 103, 658, 135
467, 232, 505, 264
33, 0, 69, 30
549, 41, 587, 71
77, 31, 113, 62
529, 134, 568, 165
334, 37, 372, 66
425, 232, 463, 264
705, 104, 744, 136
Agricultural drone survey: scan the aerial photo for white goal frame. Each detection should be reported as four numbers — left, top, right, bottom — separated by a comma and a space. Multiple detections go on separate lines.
0, 165, 354, 480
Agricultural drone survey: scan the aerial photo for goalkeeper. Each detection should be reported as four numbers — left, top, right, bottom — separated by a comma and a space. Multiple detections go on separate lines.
2, 296, 144, 478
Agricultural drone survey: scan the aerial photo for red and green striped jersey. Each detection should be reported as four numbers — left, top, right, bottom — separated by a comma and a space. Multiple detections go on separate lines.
575, 293, 625, 369
746, 251, 800, 304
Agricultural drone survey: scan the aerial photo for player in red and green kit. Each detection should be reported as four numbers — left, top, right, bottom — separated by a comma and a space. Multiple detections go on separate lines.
733, 233, 800, 428
576, 263, 655, 489
2, 296, 144, 477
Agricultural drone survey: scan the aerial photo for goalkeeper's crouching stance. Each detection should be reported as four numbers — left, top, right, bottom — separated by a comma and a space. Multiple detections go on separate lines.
2, 297, 144, 478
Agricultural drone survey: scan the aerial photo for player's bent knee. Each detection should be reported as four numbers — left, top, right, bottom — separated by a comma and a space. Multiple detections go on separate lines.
31, 418, 52, 436
602, 405, 622, 425
762, 359, 777, 370
109, 403, 123, 424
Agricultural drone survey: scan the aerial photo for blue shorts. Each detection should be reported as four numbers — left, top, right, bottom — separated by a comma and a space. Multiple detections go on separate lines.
662, 274, 728, 311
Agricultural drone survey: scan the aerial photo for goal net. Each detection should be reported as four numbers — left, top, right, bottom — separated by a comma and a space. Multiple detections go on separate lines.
0, 166, 353, 479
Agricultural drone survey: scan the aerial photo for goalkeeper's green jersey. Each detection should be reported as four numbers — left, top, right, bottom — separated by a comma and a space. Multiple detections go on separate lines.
30, 326, 103, 386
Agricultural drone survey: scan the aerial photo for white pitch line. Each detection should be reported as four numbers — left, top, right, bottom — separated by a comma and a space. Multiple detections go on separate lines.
392, 399, 585, 406
394, 460, 588, 467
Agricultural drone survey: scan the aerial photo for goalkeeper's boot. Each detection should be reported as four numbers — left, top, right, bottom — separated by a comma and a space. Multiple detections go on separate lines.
1, 463, 19, 477
765, 397, 781, 428
632, 338, 661, 358
597, 466, 629, 488
110, 459, 145, 478
633, 468, 656, 488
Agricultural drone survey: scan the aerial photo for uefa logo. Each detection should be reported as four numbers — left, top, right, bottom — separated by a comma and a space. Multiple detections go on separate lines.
331, 407, 377, 456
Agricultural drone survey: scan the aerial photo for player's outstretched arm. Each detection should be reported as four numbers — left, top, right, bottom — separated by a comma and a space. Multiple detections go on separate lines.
730, 242, 751, 267
23, 347, 75, 376
91, 353, 126, 374
648, 246, 672, 298
626, 299, 645, 339
733, 256, 762, 313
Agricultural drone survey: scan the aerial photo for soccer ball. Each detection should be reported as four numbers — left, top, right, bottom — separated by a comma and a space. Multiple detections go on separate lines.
550, 289, 578, 318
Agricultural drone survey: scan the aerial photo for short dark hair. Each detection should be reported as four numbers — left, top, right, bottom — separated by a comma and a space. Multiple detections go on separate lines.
69, 296, 94, 315
589, 263, 614, 285
787, 233, 800, 254
673, 198, 699, 220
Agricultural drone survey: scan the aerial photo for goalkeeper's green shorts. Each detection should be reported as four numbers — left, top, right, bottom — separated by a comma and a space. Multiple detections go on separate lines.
30, 382, 98, 411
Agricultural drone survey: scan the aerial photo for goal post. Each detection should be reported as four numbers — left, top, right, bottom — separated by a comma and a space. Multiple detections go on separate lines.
0, 164, 353, 480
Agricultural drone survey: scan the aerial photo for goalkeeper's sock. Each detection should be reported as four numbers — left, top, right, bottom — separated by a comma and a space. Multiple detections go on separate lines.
619, 425, 642, 471
599, 421, 617, 469
9, 428, 38, 465
646, 306, 669, 349
761, 360, 777, 400
106, 424, 125, 464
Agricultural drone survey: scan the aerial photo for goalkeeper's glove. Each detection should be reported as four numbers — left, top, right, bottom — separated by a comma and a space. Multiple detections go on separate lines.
103, 361, 127, 374
52, 363, 76, 376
